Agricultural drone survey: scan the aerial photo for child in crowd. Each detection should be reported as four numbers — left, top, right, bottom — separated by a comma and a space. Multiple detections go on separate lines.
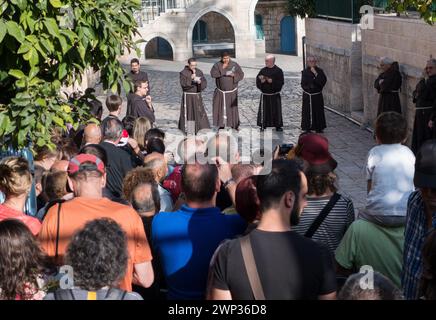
359, 112, 415, 227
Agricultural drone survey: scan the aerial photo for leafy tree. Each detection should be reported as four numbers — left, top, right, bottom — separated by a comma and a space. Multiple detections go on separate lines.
388, 0, 436, 24
287, 0, 317, 18
0, 0, 142, 149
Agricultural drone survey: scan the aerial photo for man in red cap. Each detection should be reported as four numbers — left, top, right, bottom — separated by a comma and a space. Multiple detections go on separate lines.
38, 154, 154, 292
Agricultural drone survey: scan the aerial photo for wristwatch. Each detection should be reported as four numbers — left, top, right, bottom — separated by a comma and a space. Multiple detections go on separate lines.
223, 178, 236, 189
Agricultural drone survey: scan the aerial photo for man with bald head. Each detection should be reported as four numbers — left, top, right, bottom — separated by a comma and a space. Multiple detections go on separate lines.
256, 54, 285, 131
152, 162, 246, 300
143, 152, 173, 212
83, 123, 102, 146
374, 57, 402, 116
50, 160, 70, 172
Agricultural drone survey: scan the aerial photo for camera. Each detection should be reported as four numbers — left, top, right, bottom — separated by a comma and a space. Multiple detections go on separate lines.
277, 144, 294, 157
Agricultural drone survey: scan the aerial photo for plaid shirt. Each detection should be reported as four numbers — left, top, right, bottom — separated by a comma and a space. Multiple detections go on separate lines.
402, 190, 436, 299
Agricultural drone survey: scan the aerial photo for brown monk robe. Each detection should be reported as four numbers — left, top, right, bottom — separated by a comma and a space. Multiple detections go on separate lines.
211, 54, 244, 129
374, 60, 402, 116
411, 60, 436, 154
178, 58, 210, 134
256, 55, 284, 130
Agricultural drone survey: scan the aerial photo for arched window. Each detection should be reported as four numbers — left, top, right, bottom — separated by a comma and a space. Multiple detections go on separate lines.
255, 14, 264, 40
193, 20, 207, 43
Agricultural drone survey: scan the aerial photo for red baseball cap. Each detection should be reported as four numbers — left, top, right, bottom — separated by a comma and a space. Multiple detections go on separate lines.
68, 154, 105, 175
297, 133, 337, 174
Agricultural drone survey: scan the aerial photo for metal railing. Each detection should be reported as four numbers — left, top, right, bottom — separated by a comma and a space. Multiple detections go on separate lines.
135, 0, 198, 26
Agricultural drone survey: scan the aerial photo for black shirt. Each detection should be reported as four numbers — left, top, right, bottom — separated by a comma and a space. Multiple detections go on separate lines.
211, 229, 337, 300
130, 94, 155, 123
99, 141, 134, 199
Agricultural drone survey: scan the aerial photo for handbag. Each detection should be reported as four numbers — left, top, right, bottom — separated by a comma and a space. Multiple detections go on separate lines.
304, 193, 341, 238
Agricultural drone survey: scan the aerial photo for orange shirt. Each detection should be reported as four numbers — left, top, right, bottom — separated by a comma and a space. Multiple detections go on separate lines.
0, 204, 41, 236
38, 197, 152, 291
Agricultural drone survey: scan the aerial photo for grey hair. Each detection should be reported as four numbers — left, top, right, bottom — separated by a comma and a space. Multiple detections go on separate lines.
338, 271, 403, 300
102, 117, 123, 142
428, 58, 436, 67
265, 54, 276, 63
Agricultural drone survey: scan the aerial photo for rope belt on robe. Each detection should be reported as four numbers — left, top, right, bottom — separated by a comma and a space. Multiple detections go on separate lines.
415, 106, 433, 110
217, 87, 238, 123
183, 92, 202, 133
260, 92, 281, 128
303, 90, 323, 129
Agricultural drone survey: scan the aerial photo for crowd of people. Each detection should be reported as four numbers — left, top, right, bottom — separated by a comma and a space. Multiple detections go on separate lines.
0, 55, 436, 301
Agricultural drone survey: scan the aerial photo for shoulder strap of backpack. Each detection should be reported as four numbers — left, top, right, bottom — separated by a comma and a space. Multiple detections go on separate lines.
104, 288, 128, 300
54, 200, 65, 260
239, 235, 265, 300
304, 193, 341, 239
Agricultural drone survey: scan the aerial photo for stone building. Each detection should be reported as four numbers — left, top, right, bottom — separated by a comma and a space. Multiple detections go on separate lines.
128, 0, 305, 61
304, 3, 436, 144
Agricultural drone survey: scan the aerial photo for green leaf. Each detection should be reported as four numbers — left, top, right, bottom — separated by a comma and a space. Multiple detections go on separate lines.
0, 20, 6, 43
58, 62, 67, 79
52, 115, 64, 126
35, 98, 47, 107
29, 67, 40, 79
8, 69, 25, 79
11, 97, 31, 106
6, 21, 25, 43
26, 14, 36, 33
36, 137, 46, 147
49, 0, 63, 8
40, 37, 55, 53
43, 18, 60, 38
17, 41, 32, 54
57, 35, 69, 54
15, 79, 27, 88
77, 44, 86, 60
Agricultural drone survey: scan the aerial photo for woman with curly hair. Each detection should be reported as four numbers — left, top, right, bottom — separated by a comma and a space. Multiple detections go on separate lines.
45, 218, 143, 300
291, 133, 355, 253
0, 219, 50, 300
0, 157, 42, 235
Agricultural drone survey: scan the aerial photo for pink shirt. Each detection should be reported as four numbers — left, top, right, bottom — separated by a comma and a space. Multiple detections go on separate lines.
0, 204, 42, 236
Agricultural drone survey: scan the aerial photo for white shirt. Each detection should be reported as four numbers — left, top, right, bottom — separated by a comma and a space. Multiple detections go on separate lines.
363, 143, 415, 217
158, 185, 174, 212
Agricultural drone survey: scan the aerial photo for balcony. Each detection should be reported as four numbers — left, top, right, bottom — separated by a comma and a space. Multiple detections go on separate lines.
135, 0, 197, 26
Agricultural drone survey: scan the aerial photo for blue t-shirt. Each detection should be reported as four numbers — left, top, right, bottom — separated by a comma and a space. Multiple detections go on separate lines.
151, 204, 247, 300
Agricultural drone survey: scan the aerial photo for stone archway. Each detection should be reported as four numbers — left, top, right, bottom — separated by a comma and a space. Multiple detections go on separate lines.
143, 33, 176, 61
187, 7, 238, 58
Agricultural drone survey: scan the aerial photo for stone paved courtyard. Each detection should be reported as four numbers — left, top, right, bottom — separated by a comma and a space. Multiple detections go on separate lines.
100, 54, 375, 212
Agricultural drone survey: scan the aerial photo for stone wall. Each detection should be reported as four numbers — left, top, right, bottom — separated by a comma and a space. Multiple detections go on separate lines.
305, 18, 363, 114
361, 15, 436, 143
255, 0, 305, 56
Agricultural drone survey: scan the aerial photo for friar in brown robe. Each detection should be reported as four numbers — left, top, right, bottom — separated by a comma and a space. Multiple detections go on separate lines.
179, 58, 210, 134
210, 52, 244, 130
256, 55, 284, 131
374, 58, 402, 116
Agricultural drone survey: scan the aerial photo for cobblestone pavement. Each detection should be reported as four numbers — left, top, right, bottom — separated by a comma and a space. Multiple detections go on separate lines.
99, 54, 375, 211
